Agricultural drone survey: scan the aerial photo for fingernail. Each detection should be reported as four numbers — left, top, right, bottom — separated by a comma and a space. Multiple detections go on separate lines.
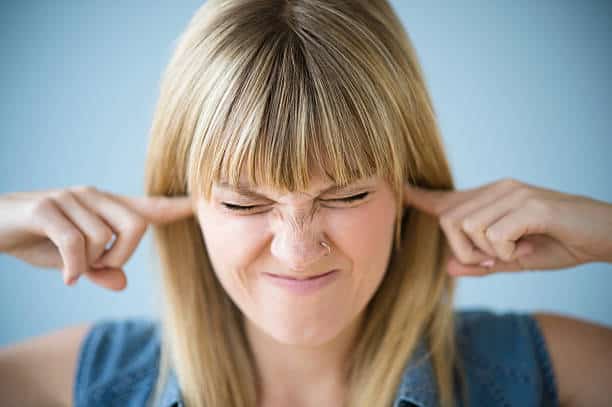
92, 261, 105, 269
479, 259, 495, 268
65, 275, 78, 286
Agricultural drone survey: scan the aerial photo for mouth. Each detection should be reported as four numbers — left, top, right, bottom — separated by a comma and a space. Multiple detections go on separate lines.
264, 269, 338, 281
262, 269, 341, 295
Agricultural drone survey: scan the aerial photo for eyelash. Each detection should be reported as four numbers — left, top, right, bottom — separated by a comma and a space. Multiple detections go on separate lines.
221, 192, 370, 212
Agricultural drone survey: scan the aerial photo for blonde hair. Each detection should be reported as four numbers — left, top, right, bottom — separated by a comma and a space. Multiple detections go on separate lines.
144, 1, 466, 406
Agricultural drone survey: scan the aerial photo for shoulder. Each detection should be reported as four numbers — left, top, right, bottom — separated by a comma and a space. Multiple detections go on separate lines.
0, 322, 92, 406
531, 312, 612, 407
74, 317, 162, 407
453, 308, 560, 406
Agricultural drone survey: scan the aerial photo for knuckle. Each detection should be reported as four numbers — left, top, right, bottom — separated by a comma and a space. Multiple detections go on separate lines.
71, 185, 98, 195
525, 197, 553, 218
93, 228, 115, 248
485, 227, 502, 242
515, 187, 535, 201
439, 213, 457, 229
124, 217, 147, 236
119, 216, 146, 236
30, 197, 56, 217
501, 177, 520, 189
60, 230, 85, 250
462, 218, 479, 233
103, 224, 145, 268
51, 189, 75, 202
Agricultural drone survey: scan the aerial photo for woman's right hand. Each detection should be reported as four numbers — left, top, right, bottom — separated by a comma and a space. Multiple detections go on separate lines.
0, 186, 194, 291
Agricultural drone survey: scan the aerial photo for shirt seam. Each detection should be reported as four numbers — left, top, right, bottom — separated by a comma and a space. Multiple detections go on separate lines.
525, 313, 562, 406
74, 320, 109, 405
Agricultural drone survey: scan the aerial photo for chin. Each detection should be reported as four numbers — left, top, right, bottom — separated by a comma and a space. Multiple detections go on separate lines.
246, 310, 345, 347
266, 323, 341, 347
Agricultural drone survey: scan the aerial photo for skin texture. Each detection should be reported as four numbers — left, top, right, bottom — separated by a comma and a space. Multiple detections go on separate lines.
194, 174, 612, 406
404, 177, 612, 406
533, 312, 612, 407
194, 168, 397, 406
2, 177, 611, 406
0, 323, 92, 406
403, 178, 612, 274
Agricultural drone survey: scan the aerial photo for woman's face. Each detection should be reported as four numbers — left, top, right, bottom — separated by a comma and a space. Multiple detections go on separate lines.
194, 168, 397, 346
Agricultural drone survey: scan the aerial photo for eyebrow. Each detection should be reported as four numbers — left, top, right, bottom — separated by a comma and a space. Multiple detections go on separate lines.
215, 180, 371, 200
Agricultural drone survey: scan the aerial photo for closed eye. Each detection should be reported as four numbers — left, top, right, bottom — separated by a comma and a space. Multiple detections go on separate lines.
221, 202, 260, 211
325, 191, 370, 203
221, 192, 370, 212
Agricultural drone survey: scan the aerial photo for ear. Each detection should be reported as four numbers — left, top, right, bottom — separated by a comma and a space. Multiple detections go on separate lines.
401, 206, 412, 221
397, 206, 412, 240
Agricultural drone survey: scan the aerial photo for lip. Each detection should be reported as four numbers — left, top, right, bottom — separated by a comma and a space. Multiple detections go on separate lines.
262, 269, 340, 295
266, 270, 334, 280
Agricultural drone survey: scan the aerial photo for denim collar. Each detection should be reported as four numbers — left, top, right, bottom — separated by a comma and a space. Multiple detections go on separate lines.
159, 368, 182, 407
392, 338, 439, 407
158, 338, 437, 407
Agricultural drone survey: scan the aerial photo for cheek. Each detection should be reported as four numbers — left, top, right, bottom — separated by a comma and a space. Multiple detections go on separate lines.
330, 201, 396, 269
196, 207, 268, 272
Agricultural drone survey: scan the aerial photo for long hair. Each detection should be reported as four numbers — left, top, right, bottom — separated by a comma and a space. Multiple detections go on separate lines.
144, 1, 465, 406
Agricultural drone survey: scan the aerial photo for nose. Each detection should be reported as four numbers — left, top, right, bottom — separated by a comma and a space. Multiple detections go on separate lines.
270, 208, 330, 272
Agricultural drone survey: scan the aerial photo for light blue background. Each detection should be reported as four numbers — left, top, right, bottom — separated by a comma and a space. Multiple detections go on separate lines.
1, 1, 611, 346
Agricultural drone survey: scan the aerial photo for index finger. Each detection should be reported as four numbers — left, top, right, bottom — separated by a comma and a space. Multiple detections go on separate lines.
402, 183, 462, 216
110, 195, 194, 225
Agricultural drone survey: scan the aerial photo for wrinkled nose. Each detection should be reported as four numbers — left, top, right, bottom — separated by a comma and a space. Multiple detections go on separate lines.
270, 211, 330, 272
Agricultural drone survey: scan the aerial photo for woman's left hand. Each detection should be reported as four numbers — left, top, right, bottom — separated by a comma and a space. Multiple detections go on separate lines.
403, 178, 612, 276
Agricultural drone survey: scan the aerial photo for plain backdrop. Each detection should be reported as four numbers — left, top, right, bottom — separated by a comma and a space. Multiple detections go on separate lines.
1, 1, 611, 346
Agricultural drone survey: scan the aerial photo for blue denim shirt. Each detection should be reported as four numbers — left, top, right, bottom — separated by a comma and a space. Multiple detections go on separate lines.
74, 308, 559, 406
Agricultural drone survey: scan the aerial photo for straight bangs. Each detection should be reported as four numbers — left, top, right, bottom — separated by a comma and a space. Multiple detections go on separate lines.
185, 13, 406, 211
145, 2, 460, 406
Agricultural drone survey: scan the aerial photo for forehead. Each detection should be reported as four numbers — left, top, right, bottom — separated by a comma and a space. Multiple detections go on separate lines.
213, 175, 378, 199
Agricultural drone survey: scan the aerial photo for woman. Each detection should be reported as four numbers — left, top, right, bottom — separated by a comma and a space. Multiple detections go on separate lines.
0, 0, 610, 406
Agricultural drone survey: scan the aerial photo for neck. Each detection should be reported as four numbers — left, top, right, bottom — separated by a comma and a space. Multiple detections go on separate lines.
244, 312, 364, 407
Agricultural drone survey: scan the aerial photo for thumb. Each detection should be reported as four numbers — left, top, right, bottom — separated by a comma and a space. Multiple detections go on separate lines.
64, 266, 128, 291
446, 241, 535, 276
